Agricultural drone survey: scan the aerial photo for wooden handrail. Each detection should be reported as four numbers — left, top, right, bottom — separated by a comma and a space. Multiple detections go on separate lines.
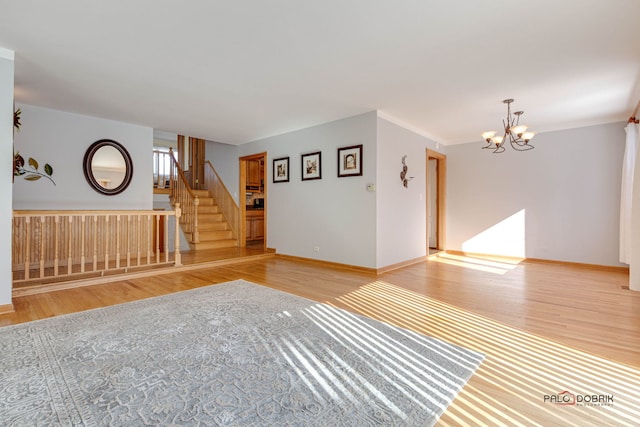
169, 148, 198, 200
168, 148, 199, 243
204, 161, 240, 240
14, 209, 180, 216
12, 208, 181, 284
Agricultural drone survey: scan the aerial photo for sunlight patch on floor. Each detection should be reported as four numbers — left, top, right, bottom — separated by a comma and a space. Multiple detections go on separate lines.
430, 252, 522, 275
330, 280, 640, 426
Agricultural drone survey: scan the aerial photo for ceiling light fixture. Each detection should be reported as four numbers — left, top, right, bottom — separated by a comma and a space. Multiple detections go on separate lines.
482, 99, 535, 153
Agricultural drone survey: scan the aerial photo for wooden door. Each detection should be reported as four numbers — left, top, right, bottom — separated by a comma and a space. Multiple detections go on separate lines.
188, 137, 205, 189
428, 158, 438, 249
426, 150, 446, 253
177, 135, 205, 189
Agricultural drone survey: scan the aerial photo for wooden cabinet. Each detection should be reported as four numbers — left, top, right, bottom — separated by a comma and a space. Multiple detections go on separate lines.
246, 210, 264, 241
253, 217, 265, 239
247, 160, 261, 188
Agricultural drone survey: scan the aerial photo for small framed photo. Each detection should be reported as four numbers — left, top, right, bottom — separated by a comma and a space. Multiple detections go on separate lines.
337, 144, 363, 177
273, 157, 289, 183
301, 151, 322, 181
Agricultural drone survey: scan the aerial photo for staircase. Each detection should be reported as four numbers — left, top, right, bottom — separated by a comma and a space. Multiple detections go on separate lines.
182, 189, 238, 250
166, 149, 240, 251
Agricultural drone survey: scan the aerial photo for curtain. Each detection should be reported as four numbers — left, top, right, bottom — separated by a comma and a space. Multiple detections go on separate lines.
620, 122, 639, 264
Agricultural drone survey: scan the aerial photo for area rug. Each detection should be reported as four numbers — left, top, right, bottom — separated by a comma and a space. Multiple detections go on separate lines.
0, 280, 484, 426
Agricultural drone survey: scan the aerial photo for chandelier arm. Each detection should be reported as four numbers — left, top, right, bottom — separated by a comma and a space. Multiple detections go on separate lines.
511, 137, 534, 148
510, 139, 534, 151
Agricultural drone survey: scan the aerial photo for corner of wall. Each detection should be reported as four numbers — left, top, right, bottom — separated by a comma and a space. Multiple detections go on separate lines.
0, 51, 14, 306
375, 117, 439, 268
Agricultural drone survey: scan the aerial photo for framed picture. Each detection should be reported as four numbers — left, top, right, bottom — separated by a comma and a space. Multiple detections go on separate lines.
272, 157, 289, 183
301, 151, 322, 181
337, 144, 363, 177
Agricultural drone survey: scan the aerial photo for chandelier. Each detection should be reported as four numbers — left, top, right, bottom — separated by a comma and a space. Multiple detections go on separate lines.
482, 99, 536, 153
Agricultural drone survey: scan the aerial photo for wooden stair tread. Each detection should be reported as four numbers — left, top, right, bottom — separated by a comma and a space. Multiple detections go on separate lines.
185, 230, 233, 240
198, 213, 224, 221
174, 189, 238, 251
192, 239, 238, 250
198, 222, 229, 231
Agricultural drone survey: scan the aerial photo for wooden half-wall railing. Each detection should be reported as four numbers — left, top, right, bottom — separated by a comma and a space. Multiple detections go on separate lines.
12, 207, 182, 284
204, 160, 240, 240
168, 148, 199, 243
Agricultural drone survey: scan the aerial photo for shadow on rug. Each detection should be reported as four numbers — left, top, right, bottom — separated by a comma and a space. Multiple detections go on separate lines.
1, 280, 484, 426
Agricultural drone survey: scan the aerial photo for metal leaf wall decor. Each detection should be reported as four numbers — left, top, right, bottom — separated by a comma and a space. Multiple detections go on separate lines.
12, 108, 56, 185
400, 155, 414, 188
14, 153, 56, 185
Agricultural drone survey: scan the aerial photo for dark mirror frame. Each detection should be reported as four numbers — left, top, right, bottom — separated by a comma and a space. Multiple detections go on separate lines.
83, 139, 134, 196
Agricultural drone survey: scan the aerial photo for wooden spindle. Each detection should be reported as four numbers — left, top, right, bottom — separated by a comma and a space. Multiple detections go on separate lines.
80, 215, 86, 273
126, 215, 131, 270
54, 216, 60, 276
67, 216, 73, 275
39, 216, 45, 278
174, 203, 181, 266
116, 215, 121, 269
155, 214, 161, 264
24, 217, 30, 280
146, 214, 151, 265
136, 215, 141, 266
105, 216, 110, 270
93, 215, 98, 271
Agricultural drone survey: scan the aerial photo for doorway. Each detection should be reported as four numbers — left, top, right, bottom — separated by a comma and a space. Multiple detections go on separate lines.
426, 150, 446, 254
239, 152, 267, 248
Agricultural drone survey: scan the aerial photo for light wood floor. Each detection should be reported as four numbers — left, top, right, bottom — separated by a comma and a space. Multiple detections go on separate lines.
2, 253, 638, 426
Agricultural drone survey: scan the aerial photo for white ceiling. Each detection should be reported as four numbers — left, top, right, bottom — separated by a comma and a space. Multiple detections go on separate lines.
2, 0, 639, 145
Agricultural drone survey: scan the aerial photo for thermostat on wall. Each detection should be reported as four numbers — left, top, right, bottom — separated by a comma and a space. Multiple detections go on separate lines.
366, 184, 376, 192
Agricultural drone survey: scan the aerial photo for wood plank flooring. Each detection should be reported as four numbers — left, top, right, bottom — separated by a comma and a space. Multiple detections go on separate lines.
2, 252, 638, 426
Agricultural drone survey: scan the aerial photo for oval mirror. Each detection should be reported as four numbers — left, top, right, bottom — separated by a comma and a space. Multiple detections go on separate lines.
83, 139, 133, 195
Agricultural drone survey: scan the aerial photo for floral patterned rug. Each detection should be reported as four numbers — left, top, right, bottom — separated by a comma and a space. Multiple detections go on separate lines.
1, 280, 483, 426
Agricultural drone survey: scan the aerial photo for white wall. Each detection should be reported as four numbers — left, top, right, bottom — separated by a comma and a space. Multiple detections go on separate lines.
447, 122, 626, 266
206, 140, 240, 203
13, 104, 153, 210
0, 48, 14, 308
376, 117, 441, 267
239, 112, 378, 268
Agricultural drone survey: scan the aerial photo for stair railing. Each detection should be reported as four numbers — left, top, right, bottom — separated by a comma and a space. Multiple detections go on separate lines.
204, 161, 240, 241
169, 148, 199, 243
